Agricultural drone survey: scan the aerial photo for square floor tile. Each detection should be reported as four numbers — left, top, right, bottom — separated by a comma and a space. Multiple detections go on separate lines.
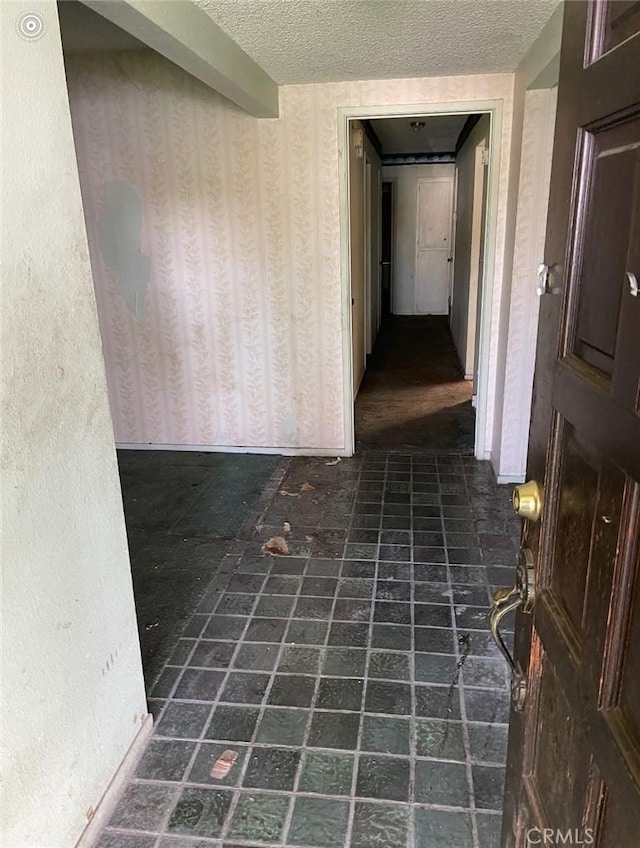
337, 578, 374, 599
268, 674, 316, 707
287, 797, 350, 847
368, 651, 410, 681
285, 620, 328, 644
372, 624, 412, 651
378, 563, 411, 580
414, 808, 473, 848
467, 723, 509, 765
216, 593, 256, 615
413, 564, 447, 583
414, 652, 459, 685
476, 813, 503, 848
278, 645, 322, 674
307, 559, 343, 576
135, 739, 196, 782
415, 760, 470, 806
464, 688, 510, 724
374, 601, 411, 625
243, 747, 300, 791
294, 597, 333, 619
351, 802, 409, 848
263, 575, 301, 594
175, 669, 225, 701
365, 681, 411, 715
450, 565, 487, 585
415, 718, 465, 761
415, 685, 461, 720
328, 622, 369, 647
472, 765, 505, 810
375, 580, 411, 601
205, 706, 260, 742
308, 711, 360, 750
361, 715, 410, 755
108, 783, 176, 832
316, 677, 364, 711
461, 657, 508, 690
342, 561, 376, 578
298, 751, 354, 795
356, 755, 410, 802
414, 603, 451, 628
228, 574, 266, 593
414, 582, 451, 604
220, 672, 270, 705
244, 618, 287, 643
188, 641, 235, 669
166, 787, 232, 838
187, 742, 247, 787
301, 577, 338, 597
233, 643, 279, 672
227, 792, 289, 842
254, 595, 295, 618
414, 626, 456, 654
333, 599, 372, 622
323, 648, 366, 677
155, 702, 211, 739
255, 708, 310, 746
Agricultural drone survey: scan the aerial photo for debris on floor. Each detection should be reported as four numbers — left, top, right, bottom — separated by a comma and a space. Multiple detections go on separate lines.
300, 481, 315, 492
210, 749, 238, 779
325, 457, 341, 465
260, 535, 290, 556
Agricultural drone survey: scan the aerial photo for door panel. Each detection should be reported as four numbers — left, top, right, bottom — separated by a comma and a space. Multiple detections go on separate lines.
500, 3, 640, 846
415, 249, 450, 314
415, 177, 452, 314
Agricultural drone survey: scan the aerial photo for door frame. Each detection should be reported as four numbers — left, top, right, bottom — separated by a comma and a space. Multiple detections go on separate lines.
338, 99, 503, 459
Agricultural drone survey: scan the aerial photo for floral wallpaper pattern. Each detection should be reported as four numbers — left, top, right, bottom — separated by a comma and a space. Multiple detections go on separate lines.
66, 52, 515, 451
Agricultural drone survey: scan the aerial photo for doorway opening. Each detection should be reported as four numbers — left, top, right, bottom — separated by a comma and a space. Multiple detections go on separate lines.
340, 104, 500, 457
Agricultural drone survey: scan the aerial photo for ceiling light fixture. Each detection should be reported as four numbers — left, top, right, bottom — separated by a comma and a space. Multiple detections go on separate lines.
410, 120, 426, 131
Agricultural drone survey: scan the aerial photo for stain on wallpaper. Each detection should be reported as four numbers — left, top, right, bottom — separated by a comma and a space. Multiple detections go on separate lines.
98, 180, 150, 321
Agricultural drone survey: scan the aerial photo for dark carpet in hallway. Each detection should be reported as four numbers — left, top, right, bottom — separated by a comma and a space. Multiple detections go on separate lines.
101, 451, 518, 848
355, 315, 475, 453
118, 450, 281, 687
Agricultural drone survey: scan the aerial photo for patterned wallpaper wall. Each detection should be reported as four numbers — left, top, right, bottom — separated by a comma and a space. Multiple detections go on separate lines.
66, 52, 515, 452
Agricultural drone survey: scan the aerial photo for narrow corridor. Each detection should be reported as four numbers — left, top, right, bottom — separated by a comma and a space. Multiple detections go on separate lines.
355, 316, 475, 454
100, 452, 518, 848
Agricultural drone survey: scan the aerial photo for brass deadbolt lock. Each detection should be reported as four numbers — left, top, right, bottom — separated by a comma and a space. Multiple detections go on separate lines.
512, 480, 543, 521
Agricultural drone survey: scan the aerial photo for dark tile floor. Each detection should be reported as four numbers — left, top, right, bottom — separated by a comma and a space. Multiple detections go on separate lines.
100, 453, 519, 848
118, 450, 281, 685
355, 316, 475, 453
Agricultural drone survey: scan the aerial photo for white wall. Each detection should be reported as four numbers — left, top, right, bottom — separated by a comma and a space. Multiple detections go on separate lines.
382, 164, 455, 315
64, 54, 517, 456
451, 115, 490, 377
1, 4, 147, 846
492, 87, 557, 480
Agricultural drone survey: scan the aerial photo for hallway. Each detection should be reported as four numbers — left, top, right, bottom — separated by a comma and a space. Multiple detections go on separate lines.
99, 451, 518, 848
355, 316, 475, 453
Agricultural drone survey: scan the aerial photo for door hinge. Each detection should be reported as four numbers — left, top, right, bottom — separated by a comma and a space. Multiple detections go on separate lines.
537, 263, 561, 296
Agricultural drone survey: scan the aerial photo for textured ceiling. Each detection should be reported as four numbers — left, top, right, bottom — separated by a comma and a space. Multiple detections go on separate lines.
370, 114, 470, 154
196, 0, 560, 84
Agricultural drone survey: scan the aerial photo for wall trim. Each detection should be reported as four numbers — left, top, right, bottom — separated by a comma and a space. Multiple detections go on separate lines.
74, 714, 153, 848
116, 443, 346, 457
496, 473, 526, 484
338, 99, 504, 460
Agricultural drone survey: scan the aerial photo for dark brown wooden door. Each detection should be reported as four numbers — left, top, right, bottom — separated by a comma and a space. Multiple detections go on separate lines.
500, 2, 640, 846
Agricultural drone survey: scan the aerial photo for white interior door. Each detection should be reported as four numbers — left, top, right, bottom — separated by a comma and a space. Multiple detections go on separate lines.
415, 178, 453, 314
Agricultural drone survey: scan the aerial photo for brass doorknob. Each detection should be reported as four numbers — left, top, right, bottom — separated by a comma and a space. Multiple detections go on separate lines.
512, 480, 543, 521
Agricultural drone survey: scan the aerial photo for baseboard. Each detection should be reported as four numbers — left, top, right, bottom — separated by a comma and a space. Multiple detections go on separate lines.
74, 714, 153, 848
496, 473, 526, 484
116, 443, 346, 457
